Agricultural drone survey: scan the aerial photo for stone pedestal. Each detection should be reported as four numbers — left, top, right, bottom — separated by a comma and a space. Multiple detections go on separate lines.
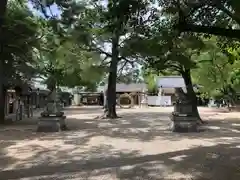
37, 115, 67, 132
170, 102, 199, 132
37, 101, 67, 132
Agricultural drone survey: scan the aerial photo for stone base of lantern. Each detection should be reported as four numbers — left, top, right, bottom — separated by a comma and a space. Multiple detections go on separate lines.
37, 115, 67, 132
170, 113, 198, 132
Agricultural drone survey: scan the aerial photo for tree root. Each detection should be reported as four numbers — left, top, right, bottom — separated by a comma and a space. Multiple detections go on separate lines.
196, 116, 207, 125
93, 111, 108, 120
94, 109, 121, 120
94, 114, 122, 120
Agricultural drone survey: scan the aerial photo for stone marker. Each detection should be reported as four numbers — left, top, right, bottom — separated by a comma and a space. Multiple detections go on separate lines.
37, 88, 67, 132
170, 88, 198, 132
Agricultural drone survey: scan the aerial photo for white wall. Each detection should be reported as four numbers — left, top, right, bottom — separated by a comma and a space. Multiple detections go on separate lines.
73, 94, 81, 105
148, 96, 172, 106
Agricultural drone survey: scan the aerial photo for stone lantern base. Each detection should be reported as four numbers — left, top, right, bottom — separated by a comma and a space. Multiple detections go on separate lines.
37, 102, 67, 132
37, 115, 67, 132
169, 102, 199, 132
170, 113, 198, 132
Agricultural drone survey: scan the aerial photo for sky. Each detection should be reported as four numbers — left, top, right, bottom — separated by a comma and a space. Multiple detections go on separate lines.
27, 1, 61, 18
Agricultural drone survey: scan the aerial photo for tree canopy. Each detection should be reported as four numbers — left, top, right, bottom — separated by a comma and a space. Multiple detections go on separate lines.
157, 0, 240, 38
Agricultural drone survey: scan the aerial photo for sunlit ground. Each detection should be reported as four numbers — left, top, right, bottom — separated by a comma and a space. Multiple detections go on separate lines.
0, 106, 240, 180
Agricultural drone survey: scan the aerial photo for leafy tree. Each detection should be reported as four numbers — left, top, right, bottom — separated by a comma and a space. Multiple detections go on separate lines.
125, 16, 206, 121
49, 0, 152, 118
33, 0, 157, 118
37, 23, 105, 96
0, 1, 40, 123
29, 0, 106, 95
142, 69, 158, 95
0, 0, 9, 123
192, 39, 240, 105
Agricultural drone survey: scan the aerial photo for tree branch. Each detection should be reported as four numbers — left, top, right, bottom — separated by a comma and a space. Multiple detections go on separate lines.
178, 23, 240, 39
214, 1, 240, 25
100, 56, 111, 66
84, 45, 136, 67
117, 61, 128, 75
175, 0, 240, 39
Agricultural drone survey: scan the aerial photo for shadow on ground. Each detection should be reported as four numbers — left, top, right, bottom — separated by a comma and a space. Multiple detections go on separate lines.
65, 109, 240, 142
0, 107, 240, 179
0, 143, 240, 180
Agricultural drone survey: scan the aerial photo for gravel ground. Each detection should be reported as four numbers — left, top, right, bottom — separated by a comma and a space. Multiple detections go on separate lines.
0, 106, 240, 180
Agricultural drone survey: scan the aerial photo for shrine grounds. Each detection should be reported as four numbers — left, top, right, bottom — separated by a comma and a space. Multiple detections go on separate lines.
1, 106, 240, 180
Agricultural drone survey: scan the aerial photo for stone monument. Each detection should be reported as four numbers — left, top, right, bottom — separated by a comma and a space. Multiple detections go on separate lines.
37, 87, 67, 132
170, 88, 198, 132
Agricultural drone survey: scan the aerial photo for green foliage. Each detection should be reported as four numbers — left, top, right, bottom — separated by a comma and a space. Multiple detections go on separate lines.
36, 23, 105, 90
143, 70, 158, 95
29, 0, 240, 103
2, 1, 40, 88
192, 39, 240, 102
127, 17, 204, 75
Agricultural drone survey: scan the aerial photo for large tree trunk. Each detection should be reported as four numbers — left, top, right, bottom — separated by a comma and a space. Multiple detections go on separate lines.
0, 87, 6, 124
0, 62, 5, 124
106, 33, 119, 119
0, 0, 8, 124
0, 0, 7, 27
181, 69, 204, 124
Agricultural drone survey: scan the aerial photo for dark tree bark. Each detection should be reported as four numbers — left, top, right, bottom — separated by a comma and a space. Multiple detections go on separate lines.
0, 62, 5, 124
106, 33, 119, 119
178, 23, 240, 39
0, 87, 6, 124
181, 69, 204, 124
0, 0, 7, 26
0, 0, 8, 124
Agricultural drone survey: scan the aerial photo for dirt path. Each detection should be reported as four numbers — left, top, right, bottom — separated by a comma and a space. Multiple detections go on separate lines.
0, 106, 240, 180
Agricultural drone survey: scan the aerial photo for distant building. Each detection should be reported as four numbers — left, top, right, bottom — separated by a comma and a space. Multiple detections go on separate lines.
5, 83, 49, 117
156, 76, 185, 105
104, 83, 147, 93
158, 76, 185, 88
103, 83, 147, 106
